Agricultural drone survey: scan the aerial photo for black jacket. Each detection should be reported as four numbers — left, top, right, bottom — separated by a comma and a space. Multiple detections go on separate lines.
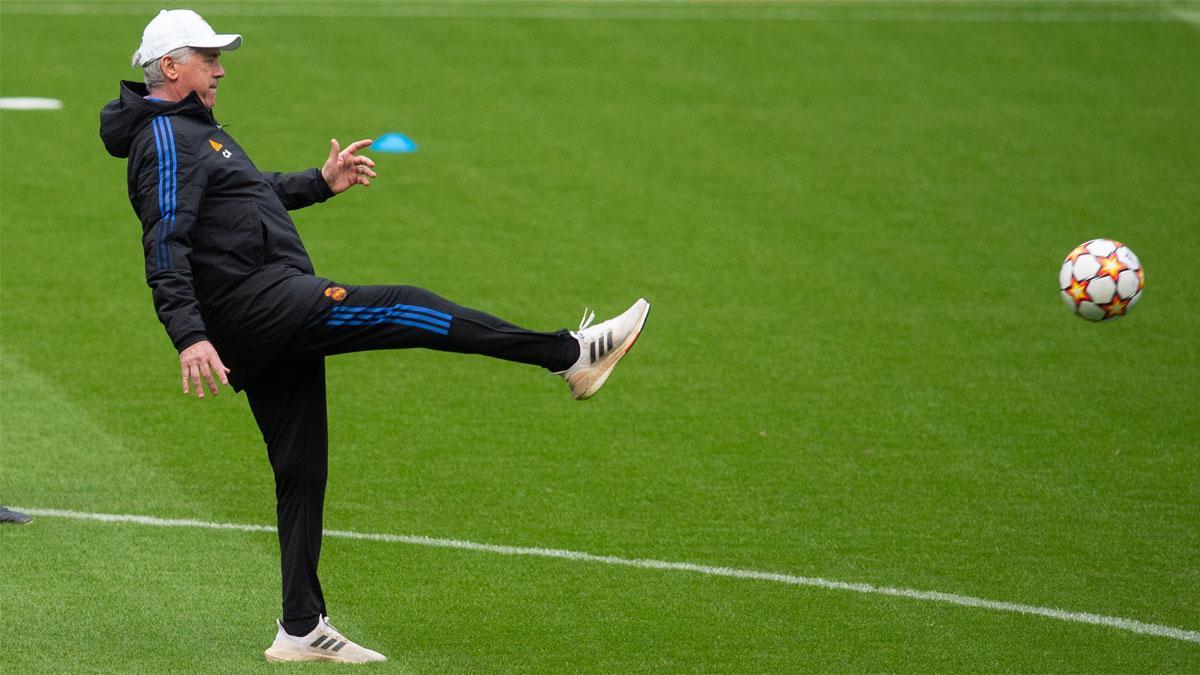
100, 81, 333, 387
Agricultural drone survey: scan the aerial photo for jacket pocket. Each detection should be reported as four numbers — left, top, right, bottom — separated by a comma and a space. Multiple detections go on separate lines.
258, 219, 270, 266
194, 199, 265, 273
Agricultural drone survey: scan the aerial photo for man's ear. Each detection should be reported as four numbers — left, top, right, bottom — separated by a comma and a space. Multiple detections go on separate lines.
159, 55, 180, 82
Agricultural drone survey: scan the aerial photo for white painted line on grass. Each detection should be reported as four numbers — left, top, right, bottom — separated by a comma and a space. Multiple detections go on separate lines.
14, 506, 1200, 645
1170, 7, 1200, 28
0, 97, 63, 110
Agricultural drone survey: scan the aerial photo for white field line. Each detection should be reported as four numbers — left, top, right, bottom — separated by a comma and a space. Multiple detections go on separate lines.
15, 506, 1200, 645
0, 1, 1191, 24
1170, 6, 1200, 27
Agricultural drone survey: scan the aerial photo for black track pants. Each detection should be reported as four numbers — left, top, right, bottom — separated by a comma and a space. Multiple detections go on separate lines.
244, 283, 579, 635
246, 358, 330, 634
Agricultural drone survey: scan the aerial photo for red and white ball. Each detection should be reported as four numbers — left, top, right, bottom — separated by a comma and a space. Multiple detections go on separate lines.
1059, 239, 1144, 321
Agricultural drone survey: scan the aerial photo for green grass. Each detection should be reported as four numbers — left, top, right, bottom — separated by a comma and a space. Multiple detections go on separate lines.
2, 1, 1199, 671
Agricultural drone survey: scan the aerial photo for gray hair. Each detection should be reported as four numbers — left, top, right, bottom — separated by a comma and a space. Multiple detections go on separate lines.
139, 47, 193, 90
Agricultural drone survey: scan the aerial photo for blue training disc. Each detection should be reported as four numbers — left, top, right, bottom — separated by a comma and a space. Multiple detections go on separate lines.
372, 132, 417, 153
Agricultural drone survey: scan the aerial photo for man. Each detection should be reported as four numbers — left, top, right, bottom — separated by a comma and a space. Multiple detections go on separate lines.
100, 10, 649, 664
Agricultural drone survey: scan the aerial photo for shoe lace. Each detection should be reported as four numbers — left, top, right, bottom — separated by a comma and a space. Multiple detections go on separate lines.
578, 306, 595, 331
319, 616, 349, 643
571, 307, 595, 339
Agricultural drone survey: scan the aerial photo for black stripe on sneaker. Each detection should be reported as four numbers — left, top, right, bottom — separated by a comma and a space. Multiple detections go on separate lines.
590, 341, 596, 363
310, 636, 328, 648
332, 641, 347, 652
607, 331, 614, 353
323, 636, 340, 649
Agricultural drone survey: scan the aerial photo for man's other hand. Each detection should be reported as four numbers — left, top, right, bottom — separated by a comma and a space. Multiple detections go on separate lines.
180, 340, 230, 398
321, 138, 377, 194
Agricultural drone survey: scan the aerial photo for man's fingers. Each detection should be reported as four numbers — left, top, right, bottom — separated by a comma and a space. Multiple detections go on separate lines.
344, 138, 373, 155
345, 138, 373, 155
178, 341, 229, 400
356, 156, 375, 168
188, 365, 202, 396
202, 364, 219, 396
327, 138, 341, 162
181, 360, 227, 398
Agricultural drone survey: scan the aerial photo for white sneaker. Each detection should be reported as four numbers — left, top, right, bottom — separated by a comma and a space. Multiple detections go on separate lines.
263, 615, 387, 663
558, 298, 651, 400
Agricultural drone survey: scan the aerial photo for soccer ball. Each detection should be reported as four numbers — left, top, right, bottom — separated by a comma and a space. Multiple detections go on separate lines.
1059, 239, 1144, 321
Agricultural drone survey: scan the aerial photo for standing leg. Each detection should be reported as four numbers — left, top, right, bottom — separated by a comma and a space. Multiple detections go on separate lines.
245, 357, 329, 636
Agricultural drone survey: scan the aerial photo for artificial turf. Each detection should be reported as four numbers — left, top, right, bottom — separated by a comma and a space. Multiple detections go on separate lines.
2, 1, 1198, 671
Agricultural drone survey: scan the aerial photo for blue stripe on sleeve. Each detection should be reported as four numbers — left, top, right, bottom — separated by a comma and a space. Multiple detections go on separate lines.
150, 116, 178, 270
150, 117, 167, 270
162, 117, 177, 268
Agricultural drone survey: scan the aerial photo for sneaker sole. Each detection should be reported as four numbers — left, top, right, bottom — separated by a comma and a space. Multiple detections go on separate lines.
570, 300, 650, 400
265, 648, 328, 663
264, 647, 381, 664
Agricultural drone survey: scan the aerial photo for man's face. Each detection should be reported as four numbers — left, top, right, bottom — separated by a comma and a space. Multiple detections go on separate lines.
175, 48, 225, 108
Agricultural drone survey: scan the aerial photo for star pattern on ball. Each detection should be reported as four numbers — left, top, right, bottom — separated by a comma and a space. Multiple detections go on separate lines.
1065, 244, 1089, 263
1096, 252, 1127, 282
1066, 277, 1089, 305
1101, 293, 1130, 319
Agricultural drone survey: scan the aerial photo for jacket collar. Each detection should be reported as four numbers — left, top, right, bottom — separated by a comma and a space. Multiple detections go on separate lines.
119, 80, 218, 125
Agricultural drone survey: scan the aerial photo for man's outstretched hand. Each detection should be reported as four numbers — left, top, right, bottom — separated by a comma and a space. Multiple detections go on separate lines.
180, 340, 230, 399
321, 138, 377, 194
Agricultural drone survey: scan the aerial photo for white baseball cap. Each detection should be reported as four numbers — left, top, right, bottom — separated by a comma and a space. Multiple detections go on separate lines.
131, 9, 241, 67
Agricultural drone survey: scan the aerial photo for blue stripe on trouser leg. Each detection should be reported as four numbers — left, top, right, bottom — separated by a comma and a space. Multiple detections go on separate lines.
327, 304, 451, 335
